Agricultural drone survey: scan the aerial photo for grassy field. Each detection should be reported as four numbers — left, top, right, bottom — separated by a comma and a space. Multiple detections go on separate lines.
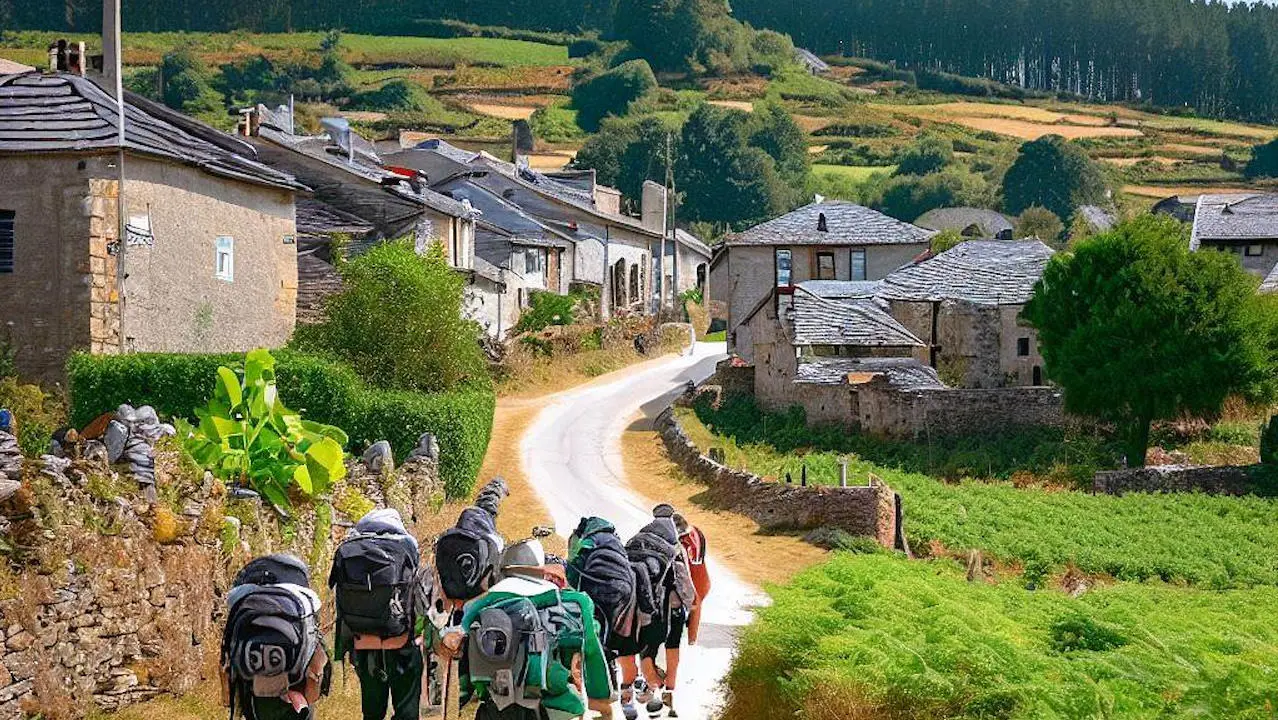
727, 552, 1278, 720
0, 31, 571, 67
679, 402, 1278, 588
812, 163, 897, 182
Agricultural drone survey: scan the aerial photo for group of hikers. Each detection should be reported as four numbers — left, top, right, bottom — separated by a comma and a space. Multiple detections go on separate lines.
219, 477, 712, 720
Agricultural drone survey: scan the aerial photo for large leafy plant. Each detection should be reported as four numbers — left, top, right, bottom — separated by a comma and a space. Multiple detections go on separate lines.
180, 349, 348, 508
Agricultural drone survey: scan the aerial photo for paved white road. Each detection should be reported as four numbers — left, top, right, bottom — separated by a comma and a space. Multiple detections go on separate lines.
521, 342, 766, 720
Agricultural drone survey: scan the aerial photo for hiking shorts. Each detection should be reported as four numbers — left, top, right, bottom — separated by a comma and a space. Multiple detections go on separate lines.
640, 607, 688, 659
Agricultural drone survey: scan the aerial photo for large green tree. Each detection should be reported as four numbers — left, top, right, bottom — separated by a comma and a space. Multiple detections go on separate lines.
1002, 135, 1108, 222
748, 101, 810, 186
1245, 138, 1278, 179
678, 103, 791, 227
571, 59, 659, 132
1024, 216, 1278, 467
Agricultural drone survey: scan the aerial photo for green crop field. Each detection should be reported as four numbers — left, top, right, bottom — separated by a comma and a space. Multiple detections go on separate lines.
728, 552, 1278, 720
678, 405, 1278, 587
812, 163, 897, 181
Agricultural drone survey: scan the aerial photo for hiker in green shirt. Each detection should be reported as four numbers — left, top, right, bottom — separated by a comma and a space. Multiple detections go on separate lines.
440, 539, 614, 720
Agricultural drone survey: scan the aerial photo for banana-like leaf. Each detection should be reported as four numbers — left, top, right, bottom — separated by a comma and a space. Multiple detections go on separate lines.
292, 463, 313, 495
303, 437, 346, 493
216, 366, 243, 408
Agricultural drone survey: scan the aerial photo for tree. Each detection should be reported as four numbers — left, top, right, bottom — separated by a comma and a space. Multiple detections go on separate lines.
1245, 138, 1278, 179
158, 47, 224, 118
678, 104, 791, 228
875, 167, 990, 222
571, 115, 679, 212
1002, 136, 1108, 221
1023, 216, 1278, 467
572, 59, 658, 132
747, 102, 810, 186
930, 229, 966, 254
295, 241, 485, 394
895, 134, 953, 177
1015, 206, 1065, 245
613, 0, 747, 73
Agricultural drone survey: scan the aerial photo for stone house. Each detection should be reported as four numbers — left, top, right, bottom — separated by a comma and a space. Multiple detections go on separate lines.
385, 141, 681, 319
1190, 193, 1278, 286
0, 72, 304, 384
877, 239, 1055, 388
709, 200, 933, 363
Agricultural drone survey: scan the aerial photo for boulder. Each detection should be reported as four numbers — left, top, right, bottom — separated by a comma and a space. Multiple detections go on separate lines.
362, 441, 394, 475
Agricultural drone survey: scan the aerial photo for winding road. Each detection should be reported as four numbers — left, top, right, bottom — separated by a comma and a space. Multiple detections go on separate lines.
520, 342, 766, 719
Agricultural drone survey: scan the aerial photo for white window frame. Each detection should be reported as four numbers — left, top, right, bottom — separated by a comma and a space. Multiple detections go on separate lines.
775, 248, 793, 286
525, 248, 546, 276
850, 248, 867, 281
215, 236, 235, 282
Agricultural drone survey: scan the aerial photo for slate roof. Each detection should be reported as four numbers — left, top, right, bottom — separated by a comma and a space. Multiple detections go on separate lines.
1077, 205, 1116, 232
1261, 263, 1278, 294
433, 175, 571, 249
725, 201, 934, 247
790, 287, 924, 347
296, 197, 375, 237
1190, 193, 1278, 247
471, 255, 506, 286
795, 357, 943, 389
793, 48, 831, 73
914, 207, 1013, 238
674, 229, 712, 258
257, 123, 472, 218
0, 72, 302, 191
796, 279, 883, 300
878, 239, 1054, 305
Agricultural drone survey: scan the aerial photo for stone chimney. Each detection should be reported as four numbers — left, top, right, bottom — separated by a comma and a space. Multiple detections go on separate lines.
641, 181, 668, 235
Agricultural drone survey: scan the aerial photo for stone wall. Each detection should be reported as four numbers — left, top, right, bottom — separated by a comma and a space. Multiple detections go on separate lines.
0, 448, 440, 718
711, 361, 754, 400
656, 408, 897, 547
856, 380, 1065, 438
1093, 464, 1275, 497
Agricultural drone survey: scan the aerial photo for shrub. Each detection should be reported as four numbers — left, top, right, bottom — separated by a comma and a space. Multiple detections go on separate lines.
350, 79, 432, 112
180, 349, 348, 508
894, 133, 954, 176
1245, 138, 1278, 179
1015, 205, 1065, 244
295, 241, 486, 394
572, 59, 658, 132
66, 351, 494, 499
514, 291, 578, 334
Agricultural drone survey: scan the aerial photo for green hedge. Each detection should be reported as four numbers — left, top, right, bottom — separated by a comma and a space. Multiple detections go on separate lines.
66, 351, 494, 499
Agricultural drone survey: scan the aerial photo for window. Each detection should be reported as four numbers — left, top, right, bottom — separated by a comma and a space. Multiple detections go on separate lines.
214, 236, 234, 281
816, 252, 836, 280
0, 210, 13, 274
1245, 244, 1265, 257
775, 249, 792, 286
525, 248, 545, 275
1017, 337, 1031, 356
850, 248, 867, 281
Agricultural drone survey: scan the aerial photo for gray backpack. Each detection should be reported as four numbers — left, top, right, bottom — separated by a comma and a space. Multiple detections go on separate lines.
467, 597, 583, 714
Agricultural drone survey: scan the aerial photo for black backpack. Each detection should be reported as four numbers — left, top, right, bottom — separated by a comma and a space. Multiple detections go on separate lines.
222, 554, 325, 719
625, 520, 680, 623
567, 517, 638, 645
329, 513, 421, 641
435, 506, 501, 601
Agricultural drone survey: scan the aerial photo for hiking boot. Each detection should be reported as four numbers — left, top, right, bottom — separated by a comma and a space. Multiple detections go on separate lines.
621, 685, 639, 720
663, 690, 678, 718
645, 689, 665, 719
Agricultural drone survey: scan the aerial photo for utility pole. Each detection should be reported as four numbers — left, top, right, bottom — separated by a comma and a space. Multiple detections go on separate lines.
104, 0, 126, 353
666, 131, 678, 314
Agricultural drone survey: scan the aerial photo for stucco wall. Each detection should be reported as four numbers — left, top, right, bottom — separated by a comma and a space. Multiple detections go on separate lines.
464, 275, 515, 338
118, 157, 297, 355
0, 154, 98, 384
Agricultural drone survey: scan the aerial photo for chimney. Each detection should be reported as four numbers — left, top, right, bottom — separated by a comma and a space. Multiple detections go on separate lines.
641, 181, 667, 235
102, 0, 122, 99
511, 119, 534, 163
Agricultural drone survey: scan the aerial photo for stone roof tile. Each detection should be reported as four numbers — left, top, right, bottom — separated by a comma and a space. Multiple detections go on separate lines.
790, 287, 924, 347
726, 201, 933, 247
878, 239, 1054, 305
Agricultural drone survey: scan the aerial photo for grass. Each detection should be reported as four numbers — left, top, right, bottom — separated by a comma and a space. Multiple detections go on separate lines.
680, 400, 1278, 588
0, 30, 571, 68
727, 552, 1278, 720
812, 163, 898, 182
703, 330, 727, 343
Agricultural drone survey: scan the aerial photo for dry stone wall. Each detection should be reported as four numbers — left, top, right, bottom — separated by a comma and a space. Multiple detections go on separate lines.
1093, 464, 1275, 497
856, 380, 1065, 438
656, 407, 897, 547
0, 448, 440, 718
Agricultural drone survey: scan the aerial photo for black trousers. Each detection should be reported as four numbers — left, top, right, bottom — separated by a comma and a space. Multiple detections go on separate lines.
353, 645, 423, 720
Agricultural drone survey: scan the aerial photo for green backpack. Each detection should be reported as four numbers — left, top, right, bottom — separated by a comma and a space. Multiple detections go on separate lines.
467, 596, 585, 717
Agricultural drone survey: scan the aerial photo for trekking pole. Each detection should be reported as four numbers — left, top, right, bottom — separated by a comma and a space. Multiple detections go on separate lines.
440, 656, 454, 720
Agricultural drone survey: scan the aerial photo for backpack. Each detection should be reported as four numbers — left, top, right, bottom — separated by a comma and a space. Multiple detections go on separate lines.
222, 554, 326, 719
329, 510, 421, 641
467, 595, 584, 714
436, 506, 502, 601
625, 520, 681, 623
566, 517, 638, 645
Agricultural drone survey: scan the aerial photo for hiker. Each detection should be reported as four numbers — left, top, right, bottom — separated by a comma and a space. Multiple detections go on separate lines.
439, 538, 614, 720
672, 513, 710, 645
616, 506, 696, 720
435, 477, 510, 606
221, 554, 331, 720
329, 508, 431, 720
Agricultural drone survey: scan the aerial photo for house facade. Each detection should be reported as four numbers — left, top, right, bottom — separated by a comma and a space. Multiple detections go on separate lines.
710, 201, 933, 362
0, 72, 302, 384
1190, 193, 1278, 285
